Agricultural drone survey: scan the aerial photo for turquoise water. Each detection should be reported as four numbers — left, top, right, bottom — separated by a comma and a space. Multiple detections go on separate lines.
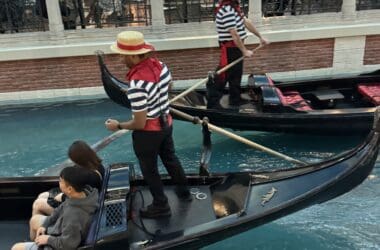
0, 99, 379, 249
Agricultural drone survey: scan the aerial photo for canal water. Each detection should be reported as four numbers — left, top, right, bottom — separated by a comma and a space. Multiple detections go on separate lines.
0, 99, 379, 249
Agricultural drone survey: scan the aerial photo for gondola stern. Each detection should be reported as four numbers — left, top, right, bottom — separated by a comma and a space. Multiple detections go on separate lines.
95, 50, 106, 69
95, 51, 131, 109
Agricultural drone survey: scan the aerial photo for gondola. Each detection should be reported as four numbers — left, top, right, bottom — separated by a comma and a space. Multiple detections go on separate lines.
1, 54, 379, 250
1, 108, 380, 250
170, 70, 380, 135
96, 50, 380, 135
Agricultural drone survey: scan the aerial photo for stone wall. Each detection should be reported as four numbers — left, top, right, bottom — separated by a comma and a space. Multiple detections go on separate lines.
364, 35, 380, 65
0, 39, 337, 93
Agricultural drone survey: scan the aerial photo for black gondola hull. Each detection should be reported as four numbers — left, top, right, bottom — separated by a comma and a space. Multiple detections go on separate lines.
170, 70, 380, 135
170, 105, 375, 135
141, 132, 379, 250
96, 52, 380, 135
0, 131, 378, 249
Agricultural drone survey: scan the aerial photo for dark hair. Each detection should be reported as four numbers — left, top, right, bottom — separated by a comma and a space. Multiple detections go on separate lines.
60, 166, 90, 192
68, 140, 102, 171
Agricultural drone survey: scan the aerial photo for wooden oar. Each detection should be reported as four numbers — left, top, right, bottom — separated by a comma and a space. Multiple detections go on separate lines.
170, 45, 264, 103
170, 107, 307, 166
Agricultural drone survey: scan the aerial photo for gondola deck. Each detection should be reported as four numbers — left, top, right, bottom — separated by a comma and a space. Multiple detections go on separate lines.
128, 186, 215, 244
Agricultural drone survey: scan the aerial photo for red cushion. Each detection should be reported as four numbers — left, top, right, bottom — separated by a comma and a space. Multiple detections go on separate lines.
358, 83, 380, 105
276, 89, 312, 111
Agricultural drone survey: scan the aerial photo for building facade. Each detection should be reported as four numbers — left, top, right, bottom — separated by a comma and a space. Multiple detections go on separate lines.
0, 0, 379, 105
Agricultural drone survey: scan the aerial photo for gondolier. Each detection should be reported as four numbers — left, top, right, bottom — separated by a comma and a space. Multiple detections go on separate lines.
209, 0, 269, 108
105, 31, 191, 218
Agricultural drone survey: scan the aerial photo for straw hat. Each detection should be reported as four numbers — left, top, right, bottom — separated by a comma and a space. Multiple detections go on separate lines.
110, 31, 155, 55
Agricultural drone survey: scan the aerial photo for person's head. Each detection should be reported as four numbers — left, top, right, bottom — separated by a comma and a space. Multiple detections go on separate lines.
68, 140, 102, 171
110, 30, 155, 68
59, 166, 89, 197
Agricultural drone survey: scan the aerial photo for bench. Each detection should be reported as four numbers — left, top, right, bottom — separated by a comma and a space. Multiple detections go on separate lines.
248, 74, 274, 88
357, 83, 380, 105
311, 89, 344, 101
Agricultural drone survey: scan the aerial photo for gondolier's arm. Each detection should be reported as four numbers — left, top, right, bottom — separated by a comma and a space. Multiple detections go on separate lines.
105, 111, 147, 131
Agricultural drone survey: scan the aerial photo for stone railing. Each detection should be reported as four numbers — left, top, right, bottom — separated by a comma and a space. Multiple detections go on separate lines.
2, 0, 379, 33
0, 0, 379, 74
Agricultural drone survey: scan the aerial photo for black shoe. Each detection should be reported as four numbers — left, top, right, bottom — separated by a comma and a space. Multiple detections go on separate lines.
175, 188, 193, 202
140, 204, 171, 218
178, 192, 193, 202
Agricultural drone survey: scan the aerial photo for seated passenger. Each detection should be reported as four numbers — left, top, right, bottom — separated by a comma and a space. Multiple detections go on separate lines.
31, 141, 104, 236
12, 166, 99, 250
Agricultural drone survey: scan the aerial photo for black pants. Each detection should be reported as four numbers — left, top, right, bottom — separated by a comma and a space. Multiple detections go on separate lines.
132, 126, 188, 206
208, 46, 243, 107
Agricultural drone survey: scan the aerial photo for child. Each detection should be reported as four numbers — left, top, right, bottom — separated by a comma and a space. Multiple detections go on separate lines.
12, 166, 99, 250
32, 140, 104, 217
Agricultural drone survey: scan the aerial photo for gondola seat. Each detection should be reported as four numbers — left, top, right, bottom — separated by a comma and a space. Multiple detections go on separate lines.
275, 89, 313, 111
254, 75, 312, 111
249, 74, 274, 87
81, 164, 129, 248
358, 83, 380, 105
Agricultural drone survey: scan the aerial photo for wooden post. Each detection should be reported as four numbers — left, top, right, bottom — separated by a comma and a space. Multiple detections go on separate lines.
342, 0, 356, 19
249, 0, 262, 24
151, 0, 165, 26
46, 0, 64, 33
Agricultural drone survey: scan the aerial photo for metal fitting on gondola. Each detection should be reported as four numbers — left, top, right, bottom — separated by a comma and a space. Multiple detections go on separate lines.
192, 116, 201, 124
207, 71, 215, 79
202, 117, 209, 124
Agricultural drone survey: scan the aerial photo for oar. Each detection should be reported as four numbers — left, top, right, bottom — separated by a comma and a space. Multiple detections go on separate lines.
170, 107, 307, 166
170, 45, 264, 103
42, 129, 129, 176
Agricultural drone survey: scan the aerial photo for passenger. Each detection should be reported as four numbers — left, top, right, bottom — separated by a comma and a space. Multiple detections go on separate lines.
31, 140, 104, 219
208, 0, 269, 109
105, 30, 191, 218
12, 166, 99, 250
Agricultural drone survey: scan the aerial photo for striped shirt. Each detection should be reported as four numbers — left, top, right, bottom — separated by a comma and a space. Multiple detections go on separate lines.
127, 59, 170, 119
216, 5, 247, 42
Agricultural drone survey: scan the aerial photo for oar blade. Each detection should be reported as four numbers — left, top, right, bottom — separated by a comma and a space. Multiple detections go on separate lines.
199, 120, 212, 176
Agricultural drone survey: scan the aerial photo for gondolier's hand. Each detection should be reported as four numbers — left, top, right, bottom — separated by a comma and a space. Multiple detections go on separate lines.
243, 49, 253, 58
259, 37, 270, 46
105, 118, 120, 132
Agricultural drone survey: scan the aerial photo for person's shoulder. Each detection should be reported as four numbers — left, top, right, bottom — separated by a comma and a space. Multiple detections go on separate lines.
129, 71, 155, 84
62, 205, 82, 218
127, 65, 149, 83
160, 62, 170, 72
